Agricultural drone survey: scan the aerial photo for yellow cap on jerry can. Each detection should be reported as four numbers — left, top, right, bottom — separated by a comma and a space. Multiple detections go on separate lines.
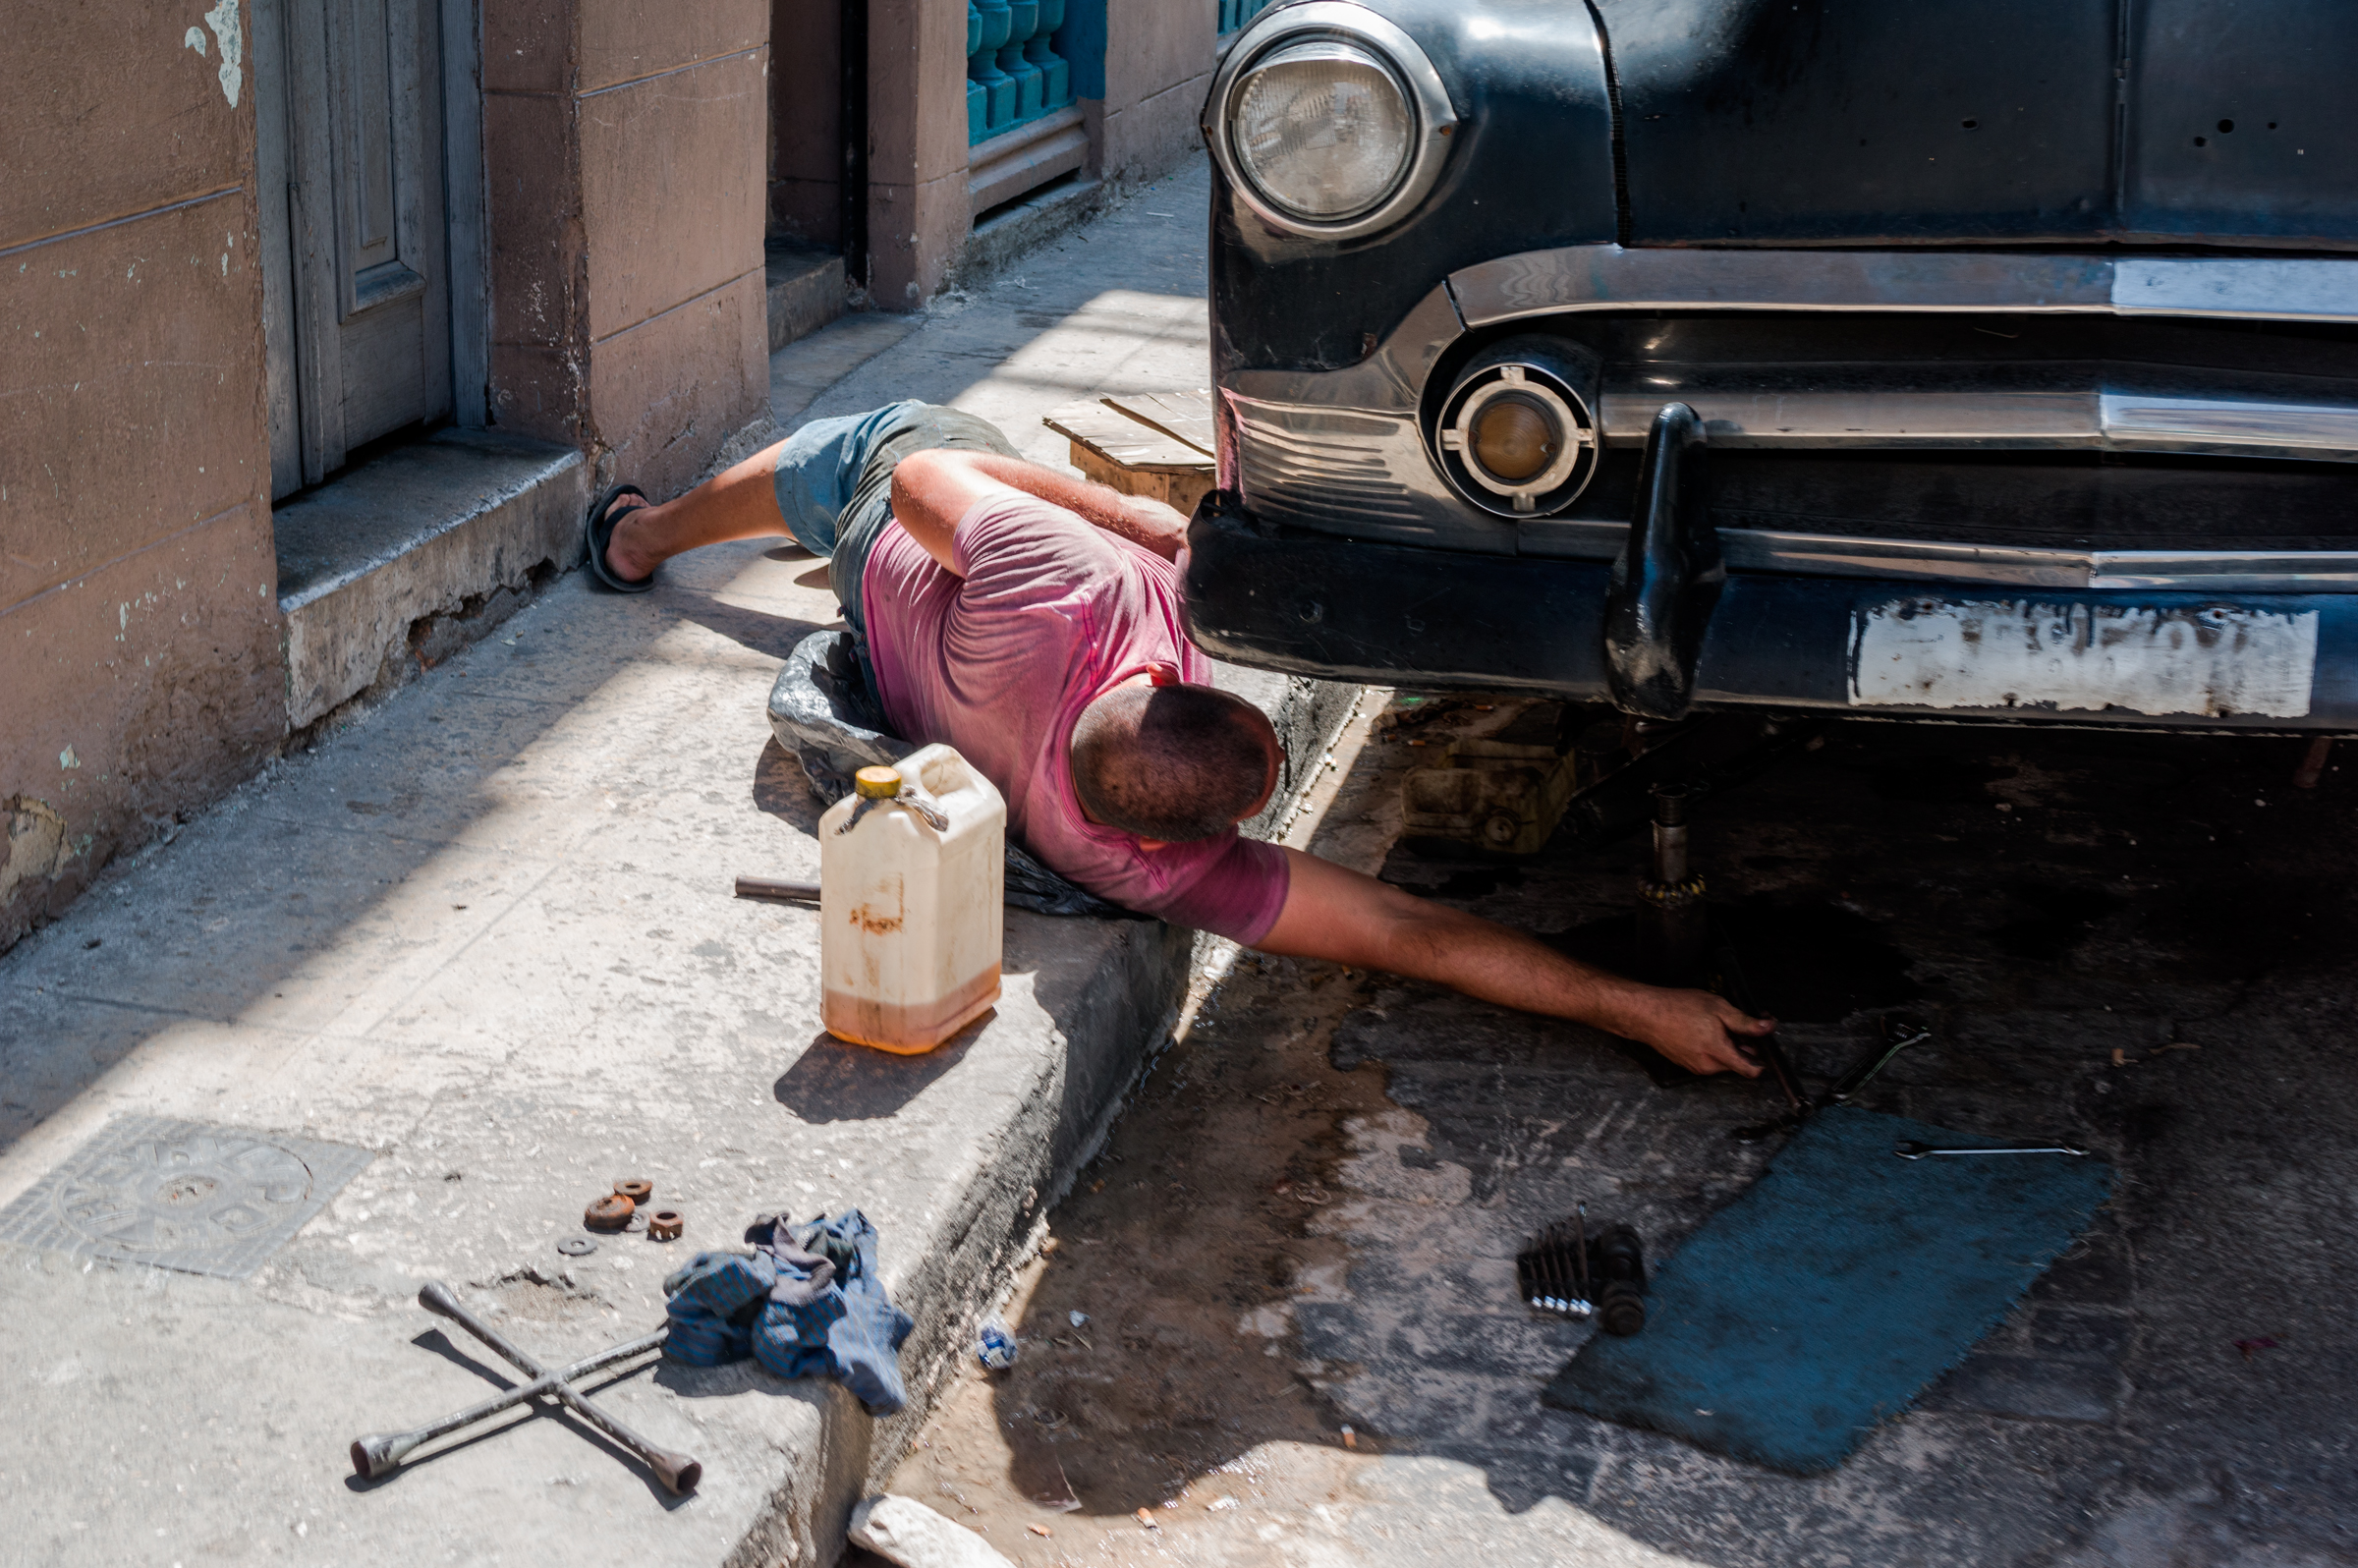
853, 765, 903, 800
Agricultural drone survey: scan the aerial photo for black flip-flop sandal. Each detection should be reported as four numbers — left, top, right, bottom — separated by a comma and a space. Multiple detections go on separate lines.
584, 483, 656, 593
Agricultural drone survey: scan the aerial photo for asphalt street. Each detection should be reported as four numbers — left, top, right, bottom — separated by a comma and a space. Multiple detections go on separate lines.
888, 696, 2358, 1568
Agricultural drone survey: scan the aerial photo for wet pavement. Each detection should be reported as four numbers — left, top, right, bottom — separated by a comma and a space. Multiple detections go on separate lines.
885, 697, 2358, 1567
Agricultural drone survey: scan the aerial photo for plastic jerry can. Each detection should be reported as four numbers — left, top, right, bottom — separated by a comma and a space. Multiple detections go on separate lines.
819, 746, 1006, 1052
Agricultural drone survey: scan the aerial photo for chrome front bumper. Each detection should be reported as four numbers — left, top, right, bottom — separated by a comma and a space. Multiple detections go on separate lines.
1182, 492, 2358, 733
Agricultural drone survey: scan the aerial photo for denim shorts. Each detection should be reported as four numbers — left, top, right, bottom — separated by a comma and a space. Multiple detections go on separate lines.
769, 400, 1020, 639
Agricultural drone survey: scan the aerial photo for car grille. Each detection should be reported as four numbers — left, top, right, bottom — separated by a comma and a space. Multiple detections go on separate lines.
1578, 312, 2358, 469
1227, 397, 1472, 542
1570, 449, 2358, 555
1228, 310, 2358, 571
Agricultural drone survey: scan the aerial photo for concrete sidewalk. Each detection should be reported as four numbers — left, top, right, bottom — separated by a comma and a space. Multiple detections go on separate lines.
0, 156, 1356, 1568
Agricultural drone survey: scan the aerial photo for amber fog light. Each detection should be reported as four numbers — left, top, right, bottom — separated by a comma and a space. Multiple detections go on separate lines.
1432, 340, 1601, 518
1471, 397, 1560, 483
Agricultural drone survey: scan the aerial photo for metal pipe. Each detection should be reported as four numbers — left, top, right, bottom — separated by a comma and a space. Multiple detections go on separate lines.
1635, 782, 1708, 986
1651, 782, 1690, 882
736, 874, 821, 905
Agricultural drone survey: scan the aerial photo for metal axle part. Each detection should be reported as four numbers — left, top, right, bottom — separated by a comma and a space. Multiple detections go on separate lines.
1635, 783, 1709, 986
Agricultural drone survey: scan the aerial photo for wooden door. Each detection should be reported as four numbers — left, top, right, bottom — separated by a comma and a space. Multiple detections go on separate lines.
256, 0, 452, 497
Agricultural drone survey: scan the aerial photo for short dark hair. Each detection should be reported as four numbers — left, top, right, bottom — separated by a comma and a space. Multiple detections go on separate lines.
1069, 684, 1276, 842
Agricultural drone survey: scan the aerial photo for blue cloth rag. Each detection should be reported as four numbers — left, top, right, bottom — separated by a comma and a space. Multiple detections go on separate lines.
660, 1210, 916, 1416
749, 1209, 917, 1415
1543, 1106, 2113, 1474
661, 1251, 777, 1367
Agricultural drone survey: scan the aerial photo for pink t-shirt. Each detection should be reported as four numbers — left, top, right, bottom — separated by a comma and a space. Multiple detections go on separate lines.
858, 491, 1290, 944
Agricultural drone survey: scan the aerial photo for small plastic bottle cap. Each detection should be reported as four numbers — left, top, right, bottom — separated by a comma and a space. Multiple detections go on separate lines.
854, 765, 902, 800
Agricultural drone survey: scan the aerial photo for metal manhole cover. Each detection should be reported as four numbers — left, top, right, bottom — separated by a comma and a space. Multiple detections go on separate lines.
0, 1116, 372, 1279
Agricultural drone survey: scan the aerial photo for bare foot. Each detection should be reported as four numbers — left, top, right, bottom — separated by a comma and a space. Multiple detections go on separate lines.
602, 493, 657, 582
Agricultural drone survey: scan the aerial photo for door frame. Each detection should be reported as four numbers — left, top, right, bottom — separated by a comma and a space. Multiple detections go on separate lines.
255, 0, 489, 500
439, 0, 487, 433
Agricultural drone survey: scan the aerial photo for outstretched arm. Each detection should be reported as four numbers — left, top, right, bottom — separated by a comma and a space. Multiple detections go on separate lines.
888, 448, 1188, 574
1256, 847, 1773, 1077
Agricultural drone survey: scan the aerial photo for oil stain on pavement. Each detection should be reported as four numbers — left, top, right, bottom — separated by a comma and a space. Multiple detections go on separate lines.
884, 700, 2358, 1568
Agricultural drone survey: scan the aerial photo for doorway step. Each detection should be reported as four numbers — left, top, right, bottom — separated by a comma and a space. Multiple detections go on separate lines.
767, 242, 849, 352
274, 430, 586, 731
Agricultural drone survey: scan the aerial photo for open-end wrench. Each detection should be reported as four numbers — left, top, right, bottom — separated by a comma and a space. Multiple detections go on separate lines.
1894, 1141, 2087, 1160
1821, 1017, 1935, 1107
415, 1280, 702, 1493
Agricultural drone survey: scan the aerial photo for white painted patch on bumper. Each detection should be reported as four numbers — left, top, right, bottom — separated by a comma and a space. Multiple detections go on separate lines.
1849, 599, 2319, 717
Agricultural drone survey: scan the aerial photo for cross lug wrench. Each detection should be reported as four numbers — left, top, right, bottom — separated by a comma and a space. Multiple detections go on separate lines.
351, 1322, 668, 1480
354, 1280, 702, 1494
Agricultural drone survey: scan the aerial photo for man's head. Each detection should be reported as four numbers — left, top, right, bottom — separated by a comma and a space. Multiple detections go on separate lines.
1069, 681, 1283, 846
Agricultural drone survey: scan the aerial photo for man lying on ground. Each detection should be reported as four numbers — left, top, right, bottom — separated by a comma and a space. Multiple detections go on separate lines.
586, 401, 1773, 1075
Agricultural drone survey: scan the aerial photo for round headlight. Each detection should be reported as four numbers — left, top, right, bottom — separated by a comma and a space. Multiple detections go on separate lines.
1231, 41, 1415, 223
1202, 3, 1458, 241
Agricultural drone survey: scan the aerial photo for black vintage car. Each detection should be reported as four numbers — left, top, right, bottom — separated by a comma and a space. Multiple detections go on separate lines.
1182, 0, 2358, 730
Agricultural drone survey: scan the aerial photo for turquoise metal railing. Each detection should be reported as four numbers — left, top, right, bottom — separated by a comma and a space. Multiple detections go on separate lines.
967, 0, 1076, 144
1216, 0, 1272, 36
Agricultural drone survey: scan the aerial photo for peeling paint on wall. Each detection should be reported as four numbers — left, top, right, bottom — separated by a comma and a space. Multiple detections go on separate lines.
201, 0, 243, 108
184, 25, 207, 55
0, 798, 75, 909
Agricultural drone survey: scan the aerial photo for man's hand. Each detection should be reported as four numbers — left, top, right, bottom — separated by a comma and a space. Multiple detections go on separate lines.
1257, 849, 1774, 1076
1601, 985, 1778, 1077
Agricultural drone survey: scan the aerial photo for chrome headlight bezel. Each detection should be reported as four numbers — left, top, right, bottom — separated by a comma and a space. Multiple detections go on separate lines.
1203, 2, 1459, 243
1432, 338, 1604, 518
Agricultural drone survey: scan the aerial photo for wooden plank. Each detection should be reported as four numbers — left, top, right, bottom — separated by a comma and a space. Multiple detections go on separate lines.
1101, 388, 1216, 456
1043, 399, 1210, 476
1066, 445, 1214, 517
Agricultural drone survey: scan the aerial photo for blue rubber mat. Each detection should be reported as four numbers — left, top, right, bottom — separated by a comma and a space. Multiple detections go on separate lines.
1543, 1106, 2112, 1474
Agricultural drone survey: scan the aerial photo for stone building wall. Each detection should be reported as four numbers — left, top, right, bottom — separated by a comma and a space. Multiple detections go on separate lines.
1, 2, 287, 951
